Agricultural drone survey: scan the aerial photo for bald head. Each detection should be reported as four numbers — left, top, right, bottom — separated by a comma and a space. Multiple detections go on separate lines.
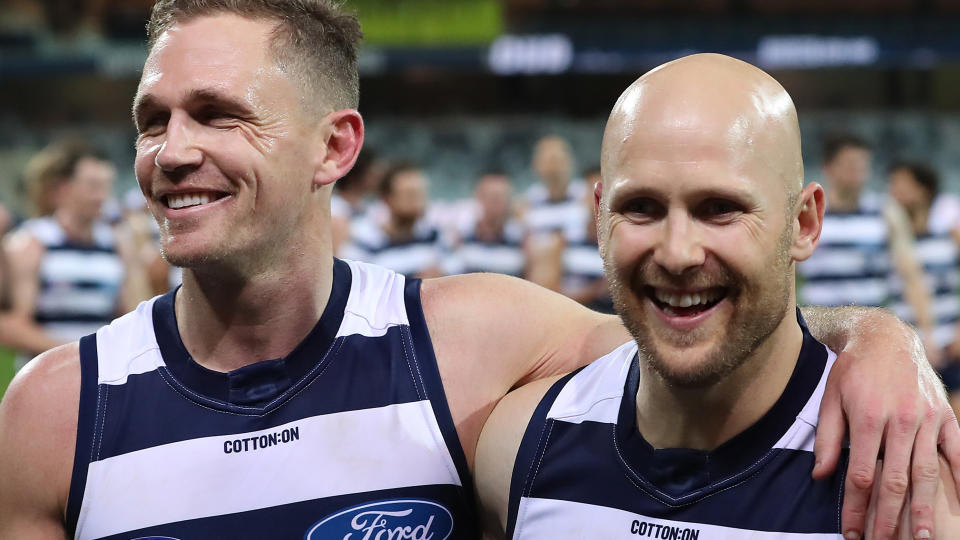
601, 54, 803, 207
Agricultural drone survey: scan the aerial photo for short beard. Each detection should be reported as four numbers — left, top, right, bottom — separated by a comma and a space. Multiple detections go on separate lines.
607, 222, 794, 389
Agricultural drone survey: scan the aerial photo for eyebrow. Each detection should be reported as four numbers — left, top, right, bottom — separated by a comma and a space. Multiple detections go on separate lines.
132, 88, 256, 129
607, 182, 758, 206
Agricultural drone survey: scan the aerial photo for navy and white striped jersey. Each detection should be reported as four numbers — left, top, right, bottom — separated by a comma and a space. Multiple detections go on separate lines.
341, 218, 449, 278
20, 216, 124, 342
890, 230, 960, 348
506, 313, 844, 539
798, 199, 891, 307
451, 219, 526, 276
560, 206, 613, 313
67, 259, 476, 540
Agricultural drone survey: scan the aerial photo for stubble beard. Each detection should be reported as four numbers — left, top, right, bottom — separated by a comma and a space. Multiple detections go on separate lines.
606, 224, 794, 389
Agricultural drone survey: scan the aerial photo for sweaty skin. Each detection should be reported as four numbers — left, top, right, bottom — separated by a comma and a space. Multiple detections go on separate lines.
477, 54, 960, 540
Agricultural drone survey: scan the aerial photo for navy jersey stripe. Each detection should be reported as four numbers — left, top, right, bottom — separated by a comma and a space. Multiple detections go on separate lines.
95, 327, 427, 460
45, 243, 116, 254
531, 419, 844, 533
94, 484, 474, 540
403, 277, 479, 537
66, 334, 101, 537
504, 369, 581, 539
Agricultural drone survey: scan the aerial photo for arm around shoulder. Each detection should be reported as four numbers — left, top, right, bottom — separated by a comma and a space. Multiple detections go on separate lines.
0, 343, 81, 539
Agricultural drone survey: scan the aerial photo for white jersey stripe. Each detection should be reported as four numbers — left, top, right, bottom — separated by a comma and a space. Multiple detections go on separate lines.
515, 498, 840, 539
76, 400, 460, 540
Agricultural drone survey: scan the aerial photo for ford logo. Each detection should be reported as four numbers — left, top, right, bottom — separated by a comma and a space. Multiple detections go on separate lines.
305, 498, 454, 540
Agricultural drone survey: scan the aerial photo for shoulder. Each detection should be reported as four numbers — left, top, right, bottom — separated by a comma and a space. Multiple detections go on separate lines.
0, 342, 82, 451
475, 374, 566, 537
4, 225, 46, 260
0, 343, 82, 519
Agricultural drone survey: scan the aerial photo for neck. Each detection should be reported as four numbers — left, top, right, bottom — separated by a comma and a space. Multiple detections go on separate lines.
175, 220, 334, 373
54, 209, 95, 243
545, 178, 570, 201
339, 189, 364, 207
827, 185, 861, 212
474, 214, 506, 242
386, 216, 417, 241
634, 308, 803, 451
909, 205, 930, 235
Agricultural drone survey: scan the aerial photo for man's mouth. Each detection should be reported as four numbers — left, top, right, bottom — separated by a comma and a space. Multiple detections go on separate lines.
646, 286, 728, 317
163, 191, 229, 210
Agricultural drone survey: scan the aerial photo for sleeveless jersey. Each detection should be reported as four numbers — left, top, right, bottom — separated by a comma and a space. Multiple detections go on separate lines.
798, 201, 891, 307
451, 219, 525, 276
341, 218, 449, 278
20, 216, 124, 342
66, 259, 476, 540
506, 313, 845, 539
560, 206, 613, 313
890, 230, 960, 348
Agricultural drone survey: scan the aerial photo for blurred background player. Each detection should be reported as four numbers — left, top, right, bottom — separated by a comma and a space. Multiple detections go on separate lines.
887, 161, 960, 413
342, 161, 448, 278
449, 170, 526, 276
2, 140, 150, 367
560, 165, 612, 313
523, 135, 583, 289
797, 133, 936, 352
331, 147, 384, 255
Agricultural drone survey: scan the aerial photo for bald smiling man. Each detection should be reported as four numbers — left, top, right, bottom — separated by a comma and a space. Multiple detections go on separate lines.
475, 54, 960, 539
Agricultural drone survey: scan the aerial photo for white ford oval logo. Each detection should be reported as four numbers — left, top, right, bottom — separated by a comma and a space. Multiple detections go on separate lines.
305, 498, 454, 540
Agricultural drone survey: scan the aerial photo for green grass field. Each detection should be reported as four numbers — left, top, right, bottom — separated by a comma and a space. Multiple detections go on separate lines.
0, 346, 15, 400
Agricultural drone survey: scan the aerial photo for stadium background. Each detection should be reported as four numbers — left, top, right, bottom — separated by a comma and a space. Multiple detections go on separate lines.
2, 0, 960, 396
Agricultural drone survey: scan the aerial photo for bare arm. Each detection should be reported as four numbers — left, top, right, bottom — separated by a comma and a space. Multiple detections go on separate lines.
2, 232, 64, 355
0, 344, 80, 539
885, 201, 936, 334
474, 375, 561, 538
423, 273, 627, 466
113, 223, 153, 313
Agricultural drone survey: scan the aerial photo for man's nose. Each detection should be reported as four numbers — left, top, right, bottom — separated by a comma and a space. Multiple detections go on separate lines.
652, 212, 705, 275
154, 112, 203, 173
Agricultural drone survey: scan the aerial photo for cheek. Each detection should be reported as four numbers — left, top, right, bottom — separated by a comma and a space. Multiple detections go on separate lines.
605, 222, 654, 275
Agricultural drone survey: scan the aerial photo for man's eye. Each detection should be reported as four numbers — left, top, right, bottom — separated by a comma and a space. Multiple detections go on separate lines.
699, 199, 742, 220
622, 198, 664, 220
138, 114, 169, 135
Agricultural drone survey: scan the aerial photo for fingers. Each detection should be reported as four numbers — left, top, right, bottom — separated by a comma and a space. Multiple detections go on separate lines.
814, 377, 846, 480
938, 413, 960, 503
842, 408, 885, 540
909, 416, 940, 540
868, 413, 920, 540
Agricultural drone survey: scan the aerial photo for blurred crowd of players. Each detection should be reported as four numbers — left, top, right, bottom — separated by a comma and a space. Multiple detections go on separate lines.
2, 131, 960, 406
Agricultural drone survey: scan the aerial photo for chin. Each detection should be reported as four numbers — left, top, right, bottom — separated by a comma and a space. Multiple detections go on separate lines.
641, 337, 737, 389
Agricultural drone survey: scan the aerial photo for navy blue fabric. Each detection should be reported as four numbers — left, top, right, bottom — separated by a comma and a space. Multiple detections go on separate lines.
96, 326, 426, 459
35, 312, 115, 324
505, 369, 582, 539
354, 228, 440, 253
95, 484, 472, 540
65, 334, 101, 537
152, 258, 351, 408
45, 243, 115, 254
509, 310, 845, 536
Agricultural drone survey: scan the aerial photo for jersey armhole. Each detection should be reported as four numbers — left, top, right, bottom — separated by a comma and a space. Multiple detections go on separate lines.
504, 370, 580, 539
403, 277, 479, 535
65, 334, 100, 537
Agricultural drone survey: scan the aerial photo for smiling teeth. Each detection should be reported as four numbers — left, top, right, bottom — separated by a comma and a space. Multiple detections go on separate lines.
167, 193, 212, 209
654, 289, 722, 308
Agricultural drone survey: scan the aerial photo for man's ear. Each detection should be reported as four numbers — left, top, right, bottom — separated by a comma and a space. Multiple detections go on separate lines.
594, 179, 605, 257
313, 109, 364, 188
791, 182, 826, 262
